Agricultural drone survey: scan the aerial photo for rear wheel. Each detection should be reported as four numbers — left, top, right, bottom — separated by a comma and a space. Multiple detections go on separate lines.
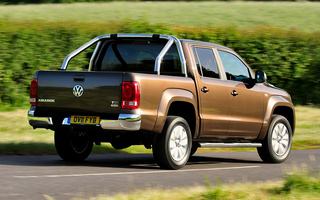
153, 116, 192, 169
54, 130, 93, 161
190, 142, 199, 156
257, 115, 292, 163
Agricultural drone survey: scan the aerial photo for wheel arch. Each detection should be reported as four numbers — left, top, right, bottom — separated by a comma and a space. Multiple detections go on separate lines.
152, 89, 199, 138
257, 95, 295, 140
167, 101, 197, 138
273, 106, 295, 135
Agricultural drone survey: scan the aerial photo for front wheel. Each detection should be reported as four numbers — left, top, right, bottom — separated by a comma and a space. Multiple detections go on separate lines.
54, 130, 93, 162
257, 115, 292, 163
153, 116, 192, 170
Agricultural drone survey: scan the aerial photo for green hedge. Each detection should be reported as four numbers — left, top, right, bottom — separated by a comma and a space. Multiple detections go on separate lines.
0, 20, 319, 110
122, 21, 320, 105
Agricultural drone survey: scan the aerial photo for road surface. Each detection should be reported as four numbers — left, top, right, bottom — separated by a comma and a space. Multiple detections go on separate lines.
0, 149, 319, 200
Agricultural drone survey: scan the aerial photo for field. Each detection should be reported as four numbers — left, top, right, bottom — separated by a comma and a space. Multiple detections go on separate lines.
0, 106, 319, 155
0, 2, 319, 32
0, 2, 319, 199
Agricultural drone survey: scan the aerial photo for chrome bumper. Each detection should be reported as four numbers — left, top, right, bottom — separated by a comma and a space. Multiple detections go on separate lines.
28, 109, 53, 128
100, 114, 141, 131
28, 109, 141, 131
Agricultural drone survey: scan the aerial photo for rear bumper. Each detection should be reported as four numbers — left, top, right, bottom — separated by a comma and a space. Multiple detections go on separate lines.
28, 109, 141, 131
100, 114, 141, 131
28, 109, 53, 128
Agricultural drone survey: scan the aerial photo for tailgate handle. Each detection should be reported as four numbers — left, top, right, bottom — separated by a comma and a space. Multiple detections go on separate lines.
74, 75, 85, 82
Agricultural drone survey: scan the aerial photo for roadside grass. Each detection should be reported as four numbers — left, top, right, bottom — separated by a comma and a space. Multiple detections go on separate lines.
293, 106, 320, 150
0, 106, 319, 155
0, 2, 319, 32
70, 171, 320, 200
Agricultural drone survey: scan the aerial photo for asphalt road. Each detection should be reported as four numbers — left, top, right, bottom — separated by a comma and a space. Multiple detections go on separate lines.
0, 149, 319, 200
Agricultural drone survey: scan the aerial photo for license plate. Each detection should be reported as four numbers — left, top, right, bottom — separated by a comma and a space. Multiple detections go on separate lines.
70, 115, 100, 125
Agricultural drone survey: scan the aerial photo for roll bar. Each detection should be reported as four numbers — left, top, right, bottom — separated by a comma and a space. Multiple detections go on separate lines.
60, 34, 187, 76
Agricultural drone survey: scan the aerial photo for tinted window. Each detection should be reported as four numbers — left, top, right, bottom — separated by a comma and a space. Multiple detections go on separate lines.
160, 44, 183, 76
96, 42, 165, 73
218, 50, 250, 82
93, 41, 182, 76
193, 47, 220, 79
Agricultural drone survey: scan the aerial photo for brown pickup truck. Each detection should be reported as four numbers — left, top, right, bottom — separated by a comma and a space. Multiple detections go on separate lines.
28, 34, 295, 169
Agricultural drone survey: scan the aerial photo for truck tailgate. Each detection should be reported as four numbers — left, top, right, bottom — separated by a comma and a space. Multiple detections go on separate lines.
36, 71, 123, 116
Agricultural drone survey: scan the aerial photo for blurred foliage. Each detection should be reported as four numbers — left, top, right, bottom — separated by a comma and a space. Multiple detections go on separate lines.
0, 19, 319, 109
172, 25, 320, 105
272, 171, 320, 196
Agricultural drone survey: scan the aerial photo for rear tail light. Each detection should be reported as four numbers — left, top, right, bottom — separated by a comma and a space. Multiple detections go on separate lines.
121, 82, 140, 109
30, 79, 38, 106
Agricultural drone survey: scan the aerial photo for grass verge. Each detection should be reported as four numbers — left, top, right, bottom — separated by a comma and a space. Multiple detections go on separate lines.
70, 170, 320, 200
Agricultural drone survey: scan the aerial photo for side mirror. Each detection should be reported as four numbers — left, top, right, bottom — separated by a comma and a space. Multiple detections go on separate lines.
255, 70, 267, 83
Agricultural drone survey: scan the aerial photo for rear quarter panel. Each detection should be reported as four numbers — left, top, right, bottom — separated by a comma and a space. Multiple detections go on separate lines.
123, 73, 198, 133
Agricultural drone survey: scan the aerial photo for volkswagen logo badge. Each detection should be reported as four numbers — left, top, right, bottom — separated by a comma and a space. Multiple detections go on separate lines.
73, 85, 84, 97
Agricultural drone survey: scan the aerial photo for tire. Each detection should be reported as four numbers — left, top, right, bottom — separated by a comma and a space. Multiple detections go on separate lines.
190, 142, 199, 156
257, 115, 292, 163
152, 116, 192, 170
54, 129, 93, 162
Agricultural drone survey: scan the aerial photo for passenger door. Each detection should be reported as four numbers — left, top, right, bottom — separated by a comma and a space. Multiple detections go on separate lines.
218, 50, 264, 138
193, 47, 229, 137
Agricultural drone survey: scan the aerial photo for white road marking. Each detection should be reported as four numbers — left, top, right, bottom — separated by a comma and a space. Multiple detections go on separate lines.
13, 165, 259, 179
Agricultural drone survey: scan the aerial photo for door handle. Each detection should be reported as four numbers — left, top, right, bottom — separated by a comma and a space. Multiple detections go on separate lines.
231, 90, 238, 96
201, 87, 209, 93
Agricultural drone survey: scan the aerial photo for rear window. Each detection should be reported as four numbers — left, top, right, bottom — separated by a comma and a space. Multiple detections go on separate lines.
92, 40, 182, 76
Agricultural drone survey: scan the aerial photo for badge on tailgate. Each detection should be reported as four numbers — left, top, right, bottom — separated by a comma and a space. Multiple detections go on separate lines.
70, 115, 100, 125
